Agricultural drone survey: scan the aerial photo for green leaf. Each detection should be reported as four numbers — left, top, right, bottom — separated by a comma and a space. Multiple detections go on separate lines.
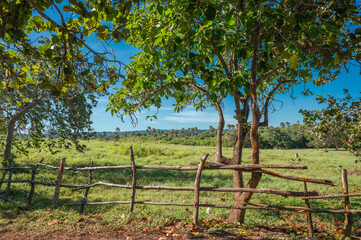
94, 55, 103, 64
288, 54, 298, 70
80, 69, 90, 76
154, 37, 163, 46
97, 25, 109, 33
21, 66, 30, 73
32, 16, 44, 25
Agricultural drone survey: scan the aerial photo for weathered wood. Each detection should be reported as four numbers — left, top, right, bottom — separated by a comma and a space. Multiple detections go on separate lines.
75, 182, 318, 197
35, 163, 307, 171
80, 161, 93, 214
254, 169, 334, 185
193, 154, 209, 224
0, 179, 78, 188
302, 192, 361, 200
129, 147, 136, 213
52, 157, 66, 209
67, 201, 361, 214
342, 169, 353, 238
304, 182, 314, 236
5, 162, 14, 200
27, 158, 44, 206
0, 167, 33, 171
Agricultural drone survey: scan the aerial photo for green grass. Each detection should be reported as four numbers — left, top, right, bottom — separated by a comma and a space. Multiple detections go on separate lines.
1, 139, 360, 235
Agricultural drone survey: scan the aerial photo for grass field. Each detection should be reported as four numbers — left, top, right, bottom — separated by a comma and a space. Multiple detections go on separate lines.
1, 139, 360, 237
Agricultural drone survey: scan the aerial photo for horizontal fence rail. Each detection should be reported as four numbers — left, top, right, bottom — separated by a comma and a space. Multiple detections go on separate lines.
29, 162, 308, 171
67, 200, 361, 214
0, 146, 359, 238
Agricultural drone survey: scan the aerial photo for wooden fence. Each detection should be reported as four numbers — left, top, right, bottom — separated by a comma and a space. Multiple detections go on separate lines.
0, 146, 360, 238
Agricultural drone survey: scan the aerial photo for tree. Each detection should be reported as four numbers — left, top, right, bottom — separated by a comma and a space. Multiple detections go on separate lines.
0, 50, 98, 166
107, 1, 360, 223
227, 124, 235, 131
301, 90, 361, 158
1, 1, 140, 165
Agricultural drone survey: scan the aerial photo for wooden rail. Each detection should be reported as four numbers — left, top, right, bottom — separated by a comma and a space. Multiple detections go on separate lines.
0, 149, 359, 238
33, 163, 308, 171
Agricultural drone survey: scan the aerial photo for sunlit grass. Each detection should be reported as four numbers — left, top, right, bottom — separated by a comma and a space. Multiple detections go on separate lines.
1, 139, 360, 234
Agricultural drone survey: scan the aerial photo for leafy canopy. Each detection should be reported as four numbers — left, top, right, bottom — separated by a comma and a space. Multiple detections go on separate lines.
108, 0, 361, 123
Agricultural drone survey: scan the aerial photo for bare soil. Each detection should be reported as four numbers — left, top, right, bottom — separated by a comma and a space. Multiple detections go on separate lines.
0, 228, 315, 240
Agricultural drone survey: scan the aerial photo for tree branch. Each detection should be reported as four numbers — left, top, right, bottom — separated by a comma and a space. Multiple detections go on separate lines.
27, 0, 126, 67
259, 80, 297, 127
257, 61, 286, 84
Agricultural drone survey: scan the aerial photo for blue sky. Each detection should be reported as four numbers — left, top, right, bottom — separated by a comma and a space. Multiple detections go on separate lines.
36, 3, 360, 132
91, 43, 361, 132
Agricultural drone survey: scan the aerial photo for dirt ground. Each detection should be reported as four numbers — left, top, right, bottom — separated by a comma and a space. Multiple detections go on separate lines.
0, 228, 319, 240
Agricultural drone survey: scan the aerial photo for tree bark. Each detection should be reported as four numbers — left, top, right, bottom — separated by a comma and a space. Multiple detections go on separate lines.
215, 101, 232, 165
2, 97, 43, 167
229, 14, 262, 223
3, 120, 16, 167
228, 94, 250, 222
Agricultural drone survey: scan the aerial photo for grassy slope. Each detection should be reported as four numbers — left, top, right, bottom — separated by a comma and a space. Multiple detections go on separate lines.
0, 139, 360, 234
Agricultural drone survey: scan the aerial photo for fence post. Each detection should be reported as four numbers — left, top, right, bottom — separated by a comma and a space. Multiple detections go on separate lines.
52, 157, 66, 209
129, 146, 136, 213
193, 153, 209, 225
4, 162, 14, 201
342, 169, 353, 238
303, 181, 313, 236
27, 158, 44, 206
80, 161, 94, 214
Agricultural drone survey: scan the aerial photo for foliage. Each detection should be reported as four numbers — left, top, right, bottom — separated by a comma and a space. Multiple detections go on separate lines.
0, 0, 138, 165
109, 0, 361, 121
0, 0, 130, 94
301, 90, 361, 158
0, 47, 100, 165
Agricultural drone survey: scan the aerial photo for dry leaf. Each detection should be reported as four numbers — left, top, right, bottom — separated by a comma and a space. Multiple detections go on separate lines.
172, 233, 181, 238
47, 219, 58, 226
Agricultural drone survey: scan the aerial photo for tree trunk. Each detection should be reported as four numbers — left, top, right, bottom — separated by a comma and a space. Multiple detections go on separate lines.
215, 101, 232, 165
2, 120, 16, 167
2, 98, 43, 167
228, 95, 249, 222
229, 14, 262, 223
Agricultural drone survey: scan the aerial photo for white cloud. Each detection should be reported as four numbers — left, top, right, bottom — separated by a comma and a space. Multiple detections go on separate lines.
164, 110, 236, 124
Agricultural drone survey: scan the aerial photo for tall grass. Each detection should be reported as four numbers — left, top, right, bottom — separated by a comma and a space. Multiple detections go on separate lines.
1, 139, 360, 234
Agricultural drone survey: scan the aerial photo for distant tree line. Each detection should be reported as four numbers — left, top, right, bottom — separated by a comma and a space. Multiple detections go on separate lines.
96, 123, 345, 150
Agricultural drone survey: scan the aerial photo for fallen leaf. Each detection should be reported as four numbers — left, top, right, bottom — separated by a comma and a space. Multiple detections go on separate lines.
120, 214, 125, 219
172, 233, 181, 238
47, 219, 58, 226
143, 227, 149, 232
